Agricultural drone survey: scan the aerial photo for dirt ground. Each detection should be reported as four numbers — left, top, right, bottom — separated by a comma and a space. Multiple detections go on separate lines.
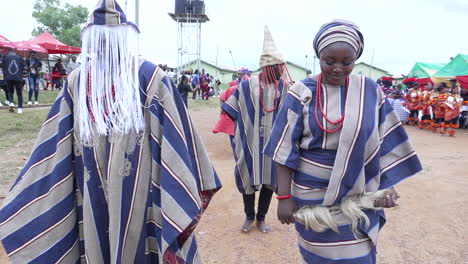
191, 108, 468, 264
0, 106, 467, 263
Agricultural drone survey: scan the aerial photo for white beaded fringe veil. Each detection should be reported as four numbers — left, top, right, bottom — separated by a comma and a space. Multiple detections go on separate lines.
78, 25, 143, 145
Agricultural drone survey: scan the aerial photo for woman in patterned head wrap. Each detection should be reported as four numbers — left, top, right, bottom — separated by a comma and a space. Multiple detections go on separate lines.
264, 20, 422, 263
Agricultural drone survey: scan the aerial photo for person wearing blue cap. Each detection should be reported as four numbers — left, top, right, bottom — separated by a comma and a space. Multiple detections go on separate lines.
0, 1, 221, 263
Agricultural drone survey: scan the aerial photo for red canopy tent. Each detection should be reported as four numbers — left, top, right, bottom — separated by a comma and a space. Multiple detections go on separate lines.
31, 32, 81, 54
456, 76, 468, 89
0, 34, 16, 54
13, 41, 48, 57
0, 34, 16, 49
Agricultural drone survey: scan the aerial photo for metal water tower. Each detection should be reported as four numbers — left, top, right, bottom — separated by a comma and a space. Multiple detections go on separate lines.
169, 0, 209, 75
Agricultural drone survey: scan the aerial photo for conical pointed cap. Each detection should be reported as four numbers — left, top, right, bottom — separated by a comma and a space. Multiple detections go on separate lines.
84, 0, 139, 32
259, 26, 285, 68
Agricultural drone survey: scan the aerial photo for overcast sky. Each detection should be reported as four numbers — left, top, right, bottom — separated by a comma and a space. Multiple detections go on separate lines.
2, 0, 468, 75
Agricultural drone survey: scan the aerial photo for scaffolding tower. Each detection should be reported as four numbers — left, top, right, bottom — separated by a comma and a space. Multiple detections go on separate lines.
169, 2, 209, 76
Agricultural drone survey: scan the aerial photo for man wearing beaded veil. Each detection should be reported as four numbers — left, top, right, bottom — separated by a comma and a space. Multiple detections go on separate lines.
0, 0, 221, 263
222, 26, 293, 233
264, 20, 422, 263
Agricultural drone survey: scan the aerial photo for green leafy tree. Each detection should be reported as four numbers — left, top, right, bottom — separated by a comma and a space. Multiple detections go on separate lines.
32, 0, 88, 47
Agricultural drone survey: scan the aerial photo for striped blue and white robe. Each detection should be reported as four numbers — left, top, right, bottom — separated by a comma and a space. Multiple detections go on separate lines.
222, 76, 289, 194
264, 74, 422, 263
0, 61, 222, 263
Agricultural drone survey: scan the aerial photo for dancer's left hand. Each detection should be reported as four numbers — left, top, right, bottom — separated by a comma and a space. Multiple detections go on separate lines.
375, 188, 400, 208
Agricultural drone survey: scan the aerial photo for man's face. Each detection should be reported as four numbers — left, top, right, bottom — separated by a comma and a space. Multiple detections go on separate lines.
271, 64, 283, 80
72, 57, 76, 62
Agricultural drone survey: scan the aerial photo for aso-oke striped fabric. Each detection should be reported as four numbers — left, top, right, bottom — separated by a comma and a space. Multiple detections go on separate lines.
259, 26, 285, 68
0, 61, 221, 263
264, 75, 422, 263
221, 77, 289, 194
313, 19, 364, 59
85, 0, 139, 32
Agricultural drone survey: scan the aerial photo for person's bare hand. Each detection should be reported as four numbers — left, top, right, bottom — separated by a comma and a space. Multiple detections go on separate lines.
277, 198, 296, 224
375, 188, 400, 208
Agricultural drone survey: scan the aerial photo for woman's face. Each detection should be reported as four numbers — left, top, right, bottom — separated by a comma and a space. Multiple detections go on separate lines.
319, 42, 356, 86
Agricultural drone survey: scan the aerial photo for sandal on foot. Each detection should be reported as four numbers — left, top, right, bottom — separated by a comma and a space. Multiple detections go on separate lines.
241, 219, 254, 233
257, 221, 270, 233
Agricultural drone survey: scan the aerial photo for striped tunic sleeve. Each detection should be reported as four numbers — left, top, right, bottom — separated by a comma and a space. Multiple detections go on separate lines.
145, 66, 222, 262
263, 83, 305, 170
221, 87, 240, 121
0, 88, 78, 263
377, 95, 422, 189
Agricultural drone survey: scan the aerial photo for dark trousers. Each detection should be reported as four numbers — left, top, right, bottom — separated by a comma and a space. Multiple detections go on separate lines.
192, 85, 200, 99
242, 185, 273, 221
460, 112, 468, 128
52, 79, 62, 90
6, 80, 23, 108
28, 76, 39, 101
421, 114, 432, 121
445, 117, 458, 125
202, 87, 210, 100
409, 110, 419, 119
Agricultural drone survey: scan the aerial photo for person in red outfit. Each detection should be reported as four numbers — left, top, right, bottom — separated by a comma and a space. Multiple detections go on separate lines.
405, 82, 422, 125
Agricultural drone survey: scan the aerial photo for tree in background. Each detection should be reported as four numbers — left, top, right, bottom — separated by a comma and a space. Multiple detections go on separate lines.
32, 0, 88, 47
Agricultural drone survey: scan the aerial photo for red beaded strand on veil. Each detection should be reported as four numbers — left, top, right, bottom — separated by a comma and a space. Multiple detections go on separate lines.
258, 64, 293, 113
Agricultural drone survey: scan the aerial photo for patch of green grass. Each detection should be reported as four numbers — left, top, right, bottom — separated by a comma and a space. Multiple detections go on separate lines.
0, 107, 50, 150
219, 83, 229, 91
188, 97, 221, 111
0, 162, 24, 185
0, 89, 59, 105
0, 107, 50, 184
